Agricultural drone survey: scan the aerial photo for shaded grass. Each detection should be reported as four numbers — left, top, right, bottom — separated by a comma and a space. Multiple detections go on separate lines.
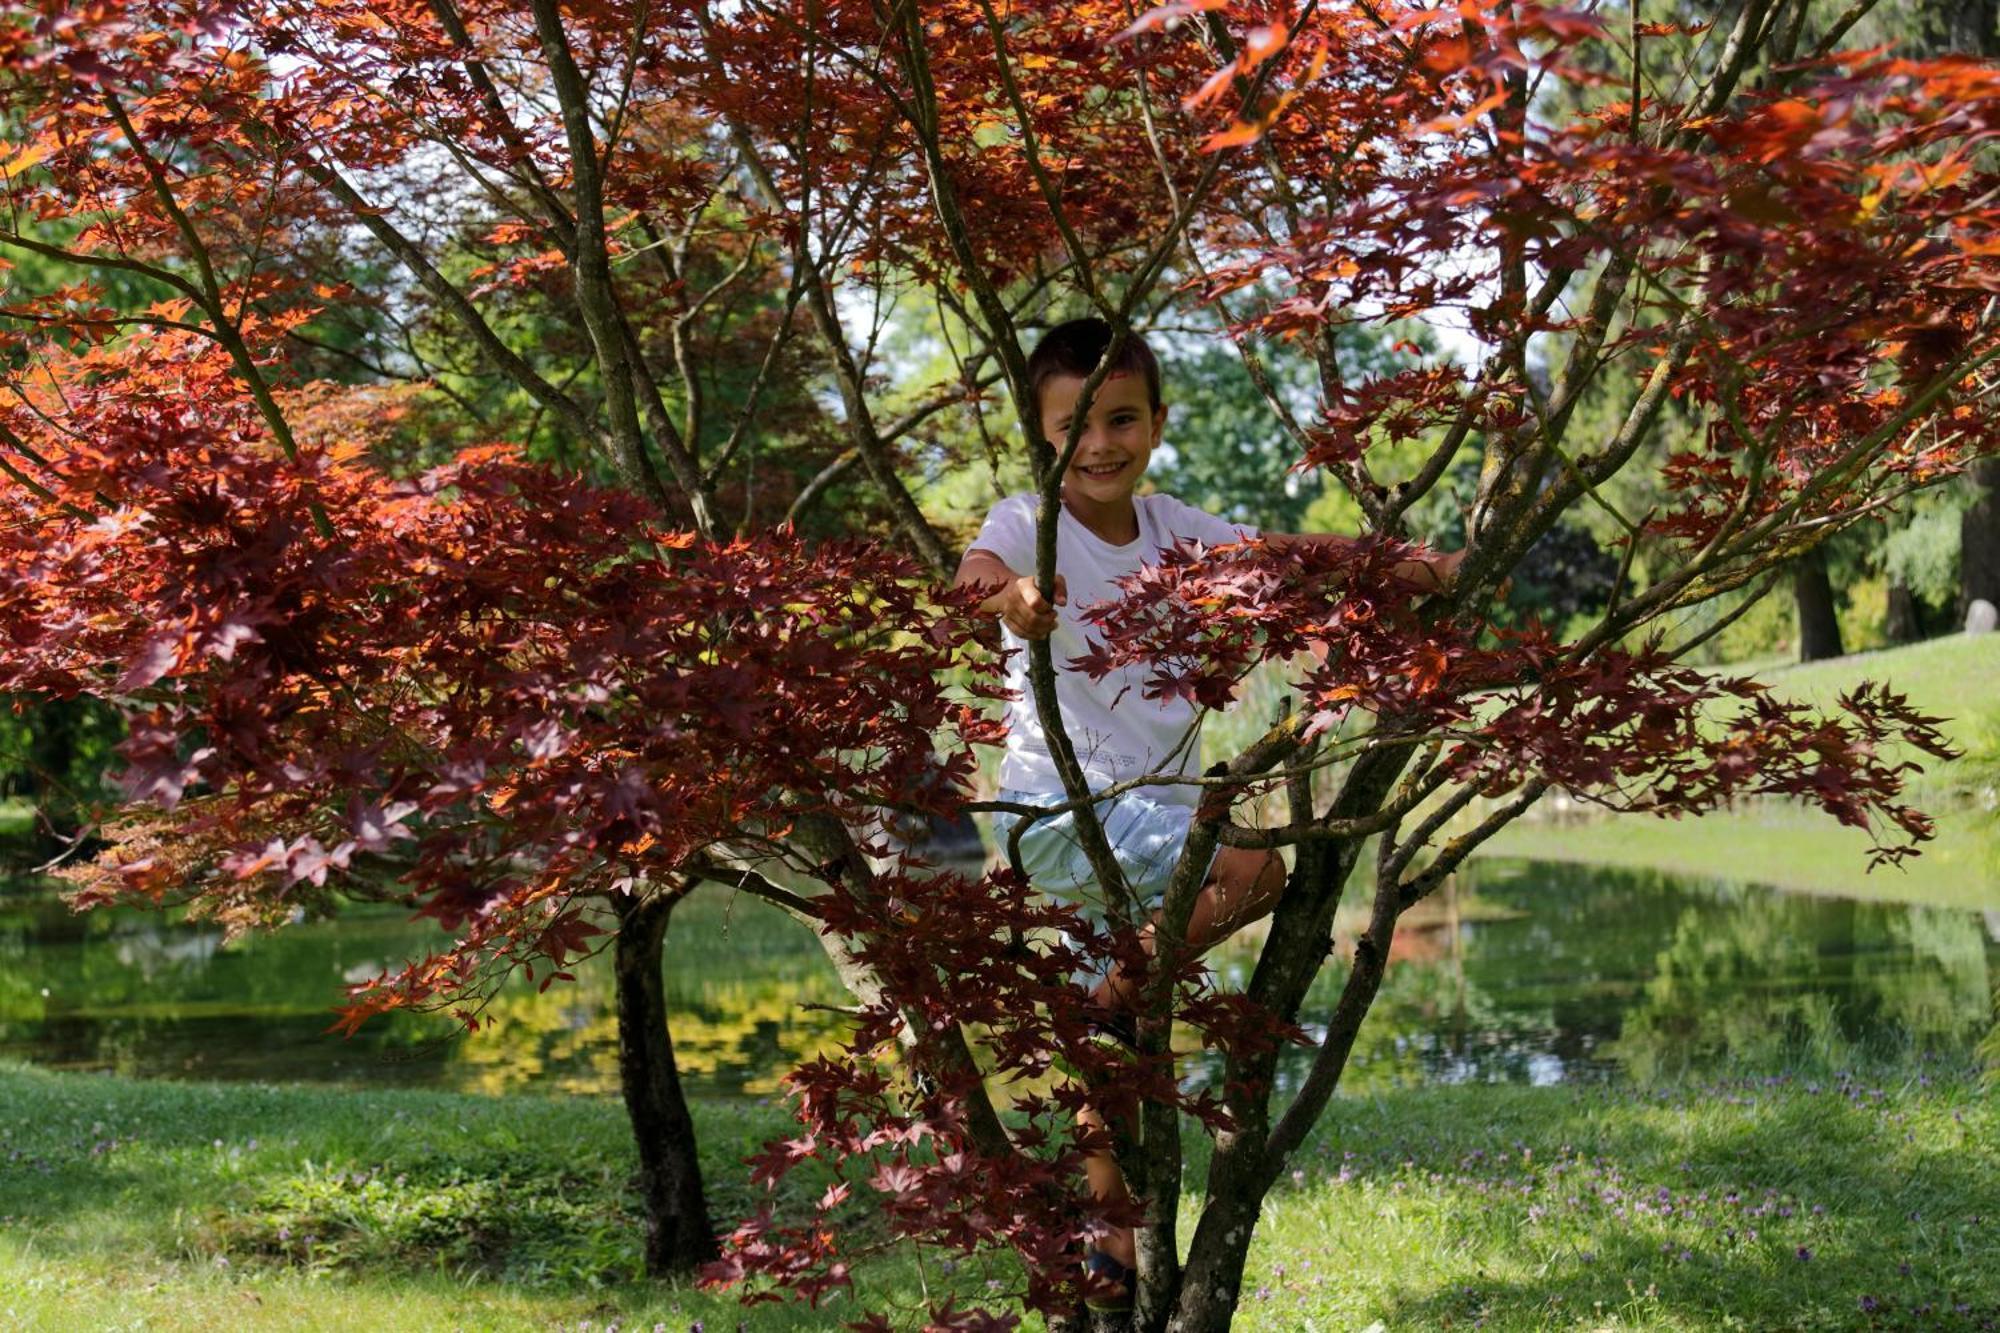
0, 1060, 924, 1330
4, 1057, 1996, 1330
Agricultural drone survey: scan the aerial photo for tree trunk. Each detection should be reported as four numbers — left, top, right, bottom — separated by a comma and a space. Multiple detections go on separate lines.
1962, 457, 2000, 627
1885, 578, 1923, 645
1793, 546, 1845, 662
612, 889, 718, 1275
1921, 0, 2000, 55
1166, 746, 1417, 1333
27, 698, 90, 853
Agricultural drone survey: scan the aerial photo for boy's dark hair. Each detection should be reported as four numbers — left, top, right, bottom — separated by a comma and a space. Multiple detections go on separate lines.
1025, 317, 1161, 424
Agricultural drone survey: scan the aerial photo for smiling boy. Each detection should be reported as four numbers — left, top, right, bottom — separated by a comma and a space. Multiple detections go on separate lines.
953, 316, 1457, 1306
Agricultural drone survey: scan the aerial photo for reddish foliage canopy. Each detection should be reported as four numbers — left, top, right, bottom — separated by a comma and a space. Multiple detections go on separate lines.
1, 0, 1996, 1326
1, 335, 1000, 1027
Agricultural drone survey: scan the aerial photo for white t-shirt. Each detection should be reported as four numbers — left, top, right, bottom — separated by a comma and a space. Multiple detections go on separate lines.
969, 491, 1258, 808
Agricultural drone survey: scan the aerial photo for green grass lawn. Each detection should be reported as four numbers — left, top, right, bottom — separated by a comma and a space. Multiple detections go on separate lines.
1486, 634, 2000, 911
3, 1059, 1994, 1331
1724, 634, 2000, 746
1486, 804, 1997, 910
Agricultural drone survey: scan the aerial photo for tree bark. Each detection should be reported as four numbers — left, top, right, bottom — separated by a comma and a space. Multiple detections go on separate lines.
1167, 745, 1417, 1333
1885, 577, 1923, 645
611, 889, 718, 1275
24, 698, 103, 853
1961, 457, 2000, 627
1920, 0, 1999, 55
1793, 546, 1845, 662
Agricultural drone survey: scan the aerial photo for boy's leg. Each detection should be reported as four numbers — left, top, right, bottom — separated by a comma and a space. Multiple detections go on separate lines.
1077, 1101, 1135, 1266
1076, 844, 1285, 1288
1092, 843, 1286, 1013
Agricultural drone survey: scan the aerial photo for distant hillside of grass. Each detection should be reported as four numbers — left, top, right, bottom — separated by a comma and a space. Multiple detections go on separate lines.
1730, 633, 2000, 783
1487, 634, 2000, 910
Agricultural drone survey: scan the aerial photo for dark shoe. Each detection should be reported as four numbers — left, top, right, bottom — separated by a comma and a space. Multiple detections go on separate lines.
1083, 1249, 1136, 1313
1086, 1005, 1138, 1052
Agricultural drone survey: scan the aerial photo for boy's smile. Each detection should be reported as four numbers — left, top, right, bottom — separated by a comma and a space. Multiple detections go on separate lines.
1040, 370, 1167, 543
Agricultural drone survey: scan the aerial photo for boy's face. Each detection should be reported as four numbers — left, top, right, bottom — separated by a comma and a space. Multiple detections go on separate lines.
1039, 371, 1166, 509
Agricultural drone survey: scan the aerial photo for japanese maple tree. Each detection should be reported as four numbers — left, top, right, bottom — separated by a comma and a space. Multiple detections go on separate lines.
0, 0, 1070, 1278
694, 4, 1997, 1331
2, 1, 1996, 1331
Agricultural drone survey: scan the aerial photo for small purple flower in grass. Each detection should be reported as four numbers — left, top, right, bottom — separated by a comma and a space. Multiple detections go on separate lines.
1860, 1296, 1879, 1312
1899, 1262, 1912, 1276
1796, 1245, 1812, 1261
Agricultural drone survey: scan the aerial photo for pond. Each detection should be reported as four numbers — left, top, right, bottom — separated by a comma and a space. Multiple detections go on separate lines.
3, 856, 1995, 1098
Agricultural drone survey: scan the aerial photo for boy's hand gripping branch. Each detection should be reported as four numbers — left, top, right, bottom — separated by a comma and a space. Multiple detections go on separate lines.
957, 549, 1068, 641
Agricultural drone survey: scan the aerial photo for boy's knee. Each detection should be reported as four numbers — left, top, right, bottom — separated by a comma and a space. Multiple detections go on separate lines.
1259, 849, 1286, 893
1210, 845, 1284, 905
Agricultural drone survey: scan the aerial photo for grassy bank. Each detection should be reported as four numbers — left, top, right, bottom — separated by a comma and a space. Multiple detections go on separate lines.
2, 1060, 1994, 1330
1724, 634, 2000, 752
1486, 634, 2000, 911
1486, 804, 1997, 910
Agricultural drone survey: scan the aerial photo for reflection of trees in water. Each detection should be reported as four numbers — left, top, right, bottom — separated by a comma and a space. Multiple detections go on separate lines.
446, 966, 852, 1098
1212, 859, 2000, 1092
8, 863, 1996, 1092
1874, 905, 1994, 1047
1977, 909, 2000, 1082
397, 887, 861, 1097
1308, 947, 1567, 1094
1, 881, 856, 1092
1610, 892, 1993, 1082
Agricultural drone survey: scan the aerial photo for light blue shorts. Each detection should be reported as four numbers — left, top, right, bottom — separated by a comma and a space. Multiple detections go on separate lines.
990, 786, 1212, 921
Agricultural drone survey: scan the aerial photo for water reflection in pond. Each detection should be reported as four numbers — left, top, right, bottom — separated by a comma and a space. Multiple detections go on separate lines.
0, 883, 853, 1096
2, 857, 1994, 1096
1205, 859, 1999, 1093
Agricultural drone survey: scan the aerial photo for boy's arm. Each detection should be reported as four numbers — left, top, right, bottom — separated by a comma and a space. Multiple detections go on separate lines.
954, 548, 1068, 640
1260, 531, 1463, 594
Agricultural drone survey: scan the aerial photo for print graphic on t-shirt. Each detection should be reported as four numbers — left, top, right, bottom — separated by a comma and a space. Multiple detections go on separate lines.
1076, 725, 1138, 776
